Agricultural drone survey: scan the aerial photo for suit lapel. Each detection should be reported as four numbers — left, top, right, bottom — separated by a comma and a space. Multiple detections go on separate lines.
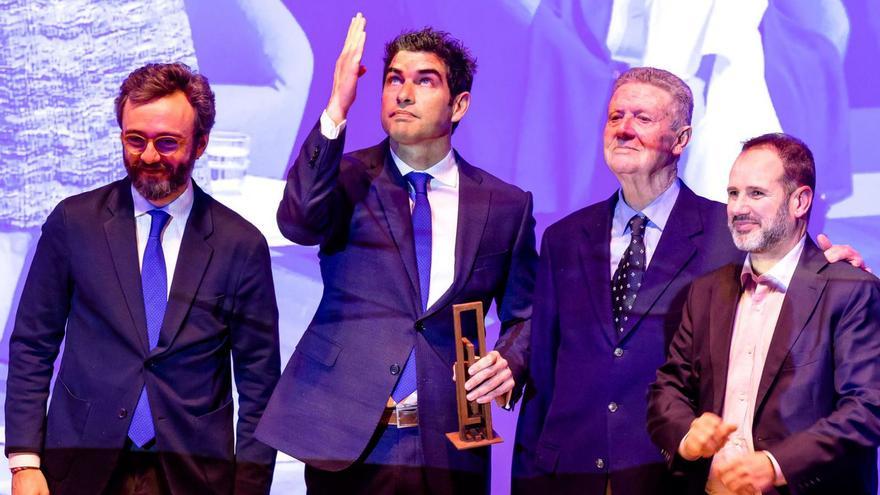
578, 193, 616, 345
151, 184, 214, 356
708, 265, 742, 412
373, 149, 421, 314
424, 157, 489, 317
754, 239, 827, 411
104, 180, 150, 353
619, 185, 700, 340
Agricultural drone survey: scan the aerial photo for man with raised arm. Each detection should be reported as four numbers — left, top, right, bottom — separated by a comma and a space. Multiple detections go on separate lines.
256, 14, 536, 495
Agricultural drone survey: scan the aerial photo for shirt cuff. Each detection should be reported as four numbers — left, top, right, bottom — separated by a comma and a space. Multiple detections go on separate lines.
8, 453, 41, 469
320, 110, 347, 139
763, 450, 787, 486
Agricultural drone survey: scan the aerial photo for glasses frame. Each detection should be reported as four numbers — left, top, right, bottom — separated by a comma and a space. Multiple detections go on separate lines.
121, 132, 188, 156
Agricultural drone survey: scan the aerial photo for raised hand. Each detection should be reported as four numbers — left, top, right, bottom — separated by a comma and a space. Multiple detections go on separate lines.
326, 13, 367, 125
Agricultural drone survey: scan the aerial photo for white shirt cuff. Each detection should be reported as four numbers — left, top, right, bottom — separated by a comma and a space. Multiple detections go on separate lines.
763, 450, 787, 486
320, 110, 347, 140
8, 453, 40, 469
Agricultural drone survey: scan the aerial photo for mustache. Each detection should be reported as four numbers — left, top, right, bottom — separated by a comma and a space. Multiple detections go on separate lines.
730, 214, 759, 223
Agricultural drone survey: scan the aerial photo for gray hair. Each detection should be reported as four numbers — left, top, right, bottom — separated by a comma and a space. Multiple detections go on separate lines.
612, 67, 693, 129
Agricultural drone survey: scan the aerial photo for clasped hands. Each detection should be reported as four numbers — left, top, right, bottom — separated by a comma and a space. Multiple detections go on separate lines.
679, 413, 776, 494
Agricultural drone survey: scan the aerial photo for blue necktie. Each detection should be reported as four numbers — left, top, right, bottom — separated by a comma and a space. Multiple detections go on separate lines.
392, 172, 432, 402
128, 209, 170, 447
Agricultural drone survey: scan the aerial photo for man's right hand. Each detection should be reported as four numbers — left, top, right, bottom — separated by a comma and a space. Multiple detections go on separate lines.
12, 469, 49, 495
326, 13, 367, 125
679, 412, 737, 461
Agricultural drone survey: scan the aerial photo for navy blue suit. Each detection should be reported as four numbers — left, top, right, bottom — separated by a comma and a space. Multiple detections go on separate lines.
513, 184, 742, 494
5, 179, 281, 495
648, 238, 880, 494
255, 122, 537, 493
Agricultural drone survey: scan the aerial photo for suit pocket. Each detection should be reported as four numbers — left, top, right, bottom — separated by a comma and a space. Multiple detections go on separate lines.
472, 250, 509, 272
186, 294, 227, 320
534, 442, 560, 473
43, 379, 91, 481
296, 330, 342, 367
190, 398, 235, 459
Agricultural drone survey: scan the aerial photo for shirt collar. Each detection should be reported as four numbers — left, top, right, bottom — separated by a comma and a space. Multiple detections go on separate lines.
390, 147, 459, 189
131, 179, 194, 219
740, 234, 806, 292
613, 178, 681, 234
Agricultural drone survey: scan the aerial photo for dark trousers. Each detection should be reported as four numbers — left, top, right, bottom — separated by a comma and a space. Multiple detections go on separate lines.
305, 424, 430, 495
102, 441, 171, 495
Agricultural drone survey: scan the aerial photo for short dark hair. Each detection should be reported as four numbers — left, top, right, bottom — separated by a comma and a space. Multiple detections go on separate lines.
741, 133, 816, 194
115, 62, 216, 138
612, 67, 693, 129
383, 27, 477, 99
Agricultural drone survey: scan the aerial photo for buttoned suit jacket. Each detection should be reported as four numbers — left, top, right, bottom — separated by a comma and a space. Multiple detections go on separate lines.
647, 237, 880, 495
5, 178, 281, 495
513, 184, 742, 494
255, 121, 537, 493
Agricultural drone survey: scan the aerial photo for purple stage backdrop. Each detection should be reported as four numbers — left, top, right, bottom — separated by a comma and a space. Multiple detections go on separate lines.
1, 1, 879, 493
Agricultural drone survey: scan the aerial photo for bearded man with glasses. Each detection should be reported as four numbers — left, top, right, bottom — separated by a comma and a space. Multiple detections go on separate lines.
5, 62, 281, 495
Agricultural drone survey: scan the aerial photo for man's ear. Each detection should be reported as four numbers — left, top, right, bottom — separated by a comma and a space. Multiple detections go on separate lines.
451, 91, 471, 124
195, 133, 209, 160
791, 185, 813, 219
672, 125, 692, 156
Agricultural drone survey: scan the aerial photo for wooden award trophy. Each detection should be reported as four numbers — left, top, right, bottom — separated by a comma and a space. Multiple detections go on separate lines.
446, 301, 503, 450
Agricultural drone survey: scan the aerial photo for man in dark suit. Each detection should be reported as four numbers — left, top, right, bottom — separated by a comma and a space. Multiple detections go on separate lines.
512, 68, 863, 494
5, 63, 280, 495
647, 133, 880, 494
255, 14, 536, 495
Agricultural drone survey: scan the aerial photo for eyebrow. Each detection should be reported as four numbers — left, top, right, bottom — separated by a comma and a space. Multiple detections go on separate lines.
386, 67, 444, 79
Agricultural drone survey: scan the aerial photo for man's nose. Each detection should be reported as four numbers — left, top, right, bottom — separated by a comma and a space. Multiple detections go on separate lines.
397, 81, 415, 105
140, 141, 161, 164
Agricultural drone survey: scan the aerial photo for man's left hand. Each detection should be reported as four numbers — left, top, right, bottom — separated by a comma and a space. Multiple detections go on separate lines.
714, 451, 776, 494
460, 350, 514, 406
817, 233, 871, 272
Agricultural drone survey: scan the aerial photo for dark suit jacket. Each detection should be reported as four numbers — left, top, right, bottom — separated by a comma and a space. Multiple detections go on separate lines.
255, 122, 537, 492
5, 179, 281, 495
513, 185, 742, 494
647, 237, 880, 495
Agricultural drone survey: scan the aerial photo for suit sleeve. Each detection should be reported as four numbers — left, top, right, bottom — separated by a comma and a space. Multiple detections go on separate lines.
5, 203, 71, 456
230, 234, 281, 495
492, 192, 538, 404
276, 119, 349, 246
767, 277, 880, 489
646, 279, 704, 471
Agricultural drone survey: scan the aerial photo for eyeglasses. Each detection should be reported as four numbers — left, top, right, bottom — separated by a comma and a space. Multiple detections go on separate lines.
122, 133, 187, 155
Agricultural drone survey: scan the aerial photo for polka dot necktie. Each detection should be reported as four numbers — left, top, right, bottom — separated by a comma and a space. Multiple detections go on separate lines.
391, 172, 432, 402
128, 209, 170, 447
611, 214, 647, 334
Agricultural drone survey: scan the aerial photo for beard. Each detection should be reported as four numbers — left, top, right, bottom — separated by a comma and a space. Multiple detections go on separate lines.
728, 202, 793, 253
124, 148, 196, 202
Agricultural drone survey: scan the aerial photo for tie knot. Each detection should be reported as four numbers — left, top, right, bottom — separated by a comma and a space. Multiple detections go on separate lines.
406, 172, 432, 195
147, 209, 171, 239
628, 214, 647, 238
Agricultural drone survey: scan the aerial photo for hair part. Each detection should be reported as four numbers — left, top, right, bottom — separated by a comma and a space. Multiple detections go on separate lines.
383, 27, 477, 99
115, 62, 216, 138
612, 67, 693, 129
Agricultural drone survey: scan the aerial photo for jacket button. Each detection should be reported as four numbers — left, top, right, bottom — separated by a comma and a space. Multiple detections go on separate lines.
613, 347, 624, 357
390, 364, 401, 375
415, 321, 425, 332
608, 402, 618, 413
596, 458, 605, 469
118, 408, 128, 419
